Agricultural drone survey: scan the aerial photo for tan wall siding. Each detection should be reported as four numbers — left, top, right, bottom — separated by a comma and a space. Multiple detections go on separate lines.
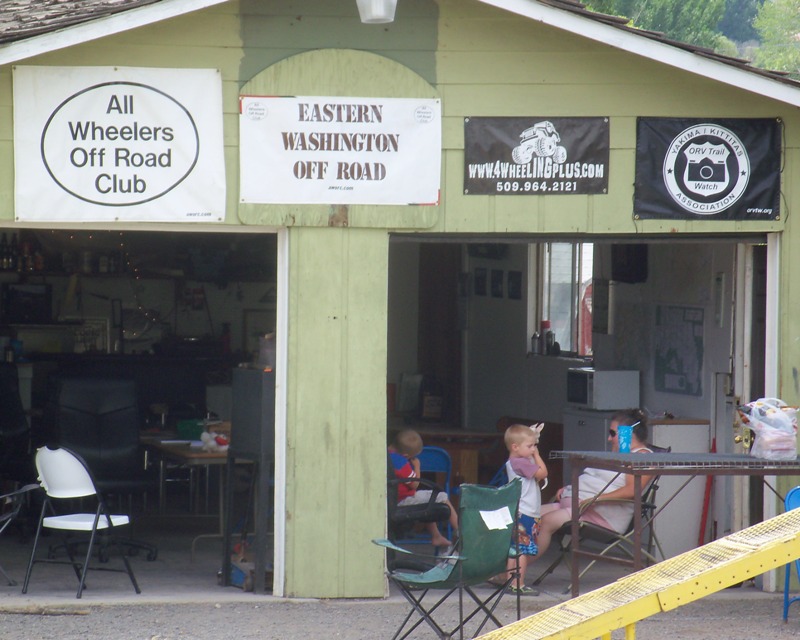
433, 0, 792, 237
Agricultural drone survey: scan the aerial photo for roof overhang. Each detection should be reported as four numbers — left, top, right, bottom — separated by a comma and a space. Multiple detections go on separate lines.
2, 0, 799, 109
0, 0, 229, 67
477, 0, 800, 108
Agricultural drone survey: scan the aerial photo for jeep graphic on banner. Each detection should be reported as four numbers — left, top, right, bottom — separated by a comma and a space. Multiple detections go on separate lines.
634, 118, 781, 220
463, 117, 609, 195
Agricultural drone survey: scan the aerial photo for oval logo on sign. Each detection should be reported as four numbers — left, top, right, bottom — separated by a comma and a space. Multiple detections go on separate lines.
41, 81, 200, 207
662, 123, 750, 215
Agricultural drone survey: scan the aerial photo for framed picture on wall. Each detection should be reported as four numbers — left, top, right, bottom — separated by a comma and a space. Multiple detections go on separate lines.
491, 269, 504, 298
474, 267, 487, 296
507, 271, 522, 300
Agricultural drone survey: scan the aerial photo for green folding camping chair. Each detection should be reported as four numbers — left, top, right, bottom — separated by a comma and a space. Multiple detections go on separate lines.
373, 479, 522, 640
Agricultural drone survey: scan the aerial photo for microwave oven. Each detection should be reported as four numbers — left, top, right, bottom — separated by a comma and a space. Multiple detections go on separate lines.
566, 368, 640, 410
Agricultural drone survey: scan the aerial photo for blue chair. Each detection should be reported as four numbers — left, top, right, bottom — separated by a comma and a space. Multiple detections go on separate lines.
488, 464, 508, 487
417, 446, 452, 496
397, 446, 453, 544
783, 486, 800, 621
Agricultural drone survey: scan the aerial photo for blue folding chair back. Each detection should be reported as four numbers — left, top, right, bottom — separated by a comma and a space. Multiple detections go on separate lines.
396, 446, 453, 544
784, 486, 800, 621
416, 446, 452, 495
488, 464, 508, 488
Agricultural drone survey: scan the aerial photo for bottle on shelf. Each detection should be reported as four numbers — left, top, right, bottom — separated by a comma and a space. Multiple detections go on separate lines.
0, 233, 8, 271
530, 330, 541, 354
541, 320, 555, 355
9, 233, 18, 272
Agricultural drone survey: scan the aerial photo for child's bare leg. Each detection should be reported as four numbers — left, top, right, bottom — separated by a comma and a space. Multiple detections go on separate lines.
444, 499, 459, 537
506, 554, 528, 588
427, 521, 451, 546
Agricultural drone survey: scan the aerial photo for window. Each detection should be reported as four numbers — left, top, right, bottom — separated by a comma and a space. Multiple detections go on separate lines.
529, 242, 593, 356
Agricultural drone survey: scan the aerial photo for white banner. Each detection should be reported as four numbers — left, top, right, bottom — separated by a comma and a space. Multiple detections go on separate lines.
13, 66, 226, 222
239, 95, 441, 205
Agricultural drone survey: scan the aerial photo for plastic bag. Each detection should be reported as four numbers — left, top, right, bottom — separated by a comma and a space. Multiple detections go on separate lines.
738, 398, 798, 461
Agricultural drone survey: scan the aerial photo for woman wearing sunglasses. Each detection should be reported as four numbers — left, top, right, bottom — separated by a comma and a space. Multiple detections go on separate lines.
532, 408, 651, 560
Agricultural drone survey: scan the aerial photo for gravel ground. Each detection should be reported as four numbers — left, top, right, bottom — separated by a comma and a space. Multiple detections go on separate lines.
0, 589, 797, 640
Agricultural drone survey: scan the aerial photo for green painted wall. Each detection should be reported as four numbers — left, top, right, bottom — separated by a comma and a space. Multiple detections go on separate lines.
284, 225, 388, 597
433, 0, 791, 237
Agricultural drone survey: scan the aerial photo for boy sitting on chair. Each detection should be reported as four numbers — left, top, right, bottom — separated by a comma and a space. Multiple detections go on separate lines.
389, 429, 459, 547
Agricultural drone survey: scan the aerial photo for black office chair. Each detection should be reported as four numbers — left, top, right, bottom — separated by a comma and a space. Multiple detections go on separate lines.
0, 362, 35, 484
46, 376, 158, 561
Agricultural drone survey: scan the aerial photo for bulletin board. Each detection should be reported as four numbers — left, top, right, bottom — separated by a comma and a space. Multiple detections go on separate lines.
654, 304, 704, 396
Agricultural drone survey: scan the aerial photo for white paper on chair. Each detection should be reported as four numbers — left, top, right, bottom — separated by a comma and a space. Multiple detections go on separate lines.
480, 507, 514, 530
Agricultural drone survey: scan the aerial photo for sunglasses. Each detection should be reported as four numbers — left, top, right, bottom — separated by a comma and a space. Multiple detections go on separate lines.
608, 429, 617, 437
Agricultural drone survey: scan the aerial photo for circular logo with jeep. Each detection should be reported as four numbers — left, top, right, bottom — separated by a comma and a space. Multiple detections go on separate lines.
663, 123, 750, 215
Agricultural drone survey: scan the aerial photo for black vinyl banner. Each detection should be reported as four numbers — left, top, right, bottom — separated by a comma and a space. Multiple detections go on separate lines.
464, 117, 609, 195
634, 118, 781, 220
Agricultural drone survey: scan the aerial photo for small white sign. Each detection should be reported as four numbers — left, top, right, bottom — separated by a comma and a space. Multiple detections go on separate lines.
13, 66, 226, 222
239, 95, 441, 205
480, 506, 514, 530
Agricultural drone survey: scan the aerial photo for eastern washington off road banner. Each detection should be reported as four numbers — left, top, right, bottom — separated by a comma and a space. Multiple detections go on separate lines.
634, 118, 781, 220
464, 117, 609, 195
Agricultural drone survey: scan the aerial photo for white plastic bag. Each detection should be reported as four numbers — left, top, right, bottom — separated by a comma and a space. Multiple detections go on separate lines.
738, 398, 798, 461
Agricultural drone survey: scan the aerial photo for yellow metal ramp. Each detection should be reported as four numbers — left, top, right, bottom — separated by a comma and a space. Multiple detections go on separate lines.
479, 508, 800, 640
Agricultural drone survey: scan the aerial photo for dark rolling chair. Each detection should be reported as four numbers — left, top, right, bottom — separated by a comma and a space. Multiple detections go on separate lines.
46, 376, 158, 561
0, 483, 39, 585
0, 362, 35, 484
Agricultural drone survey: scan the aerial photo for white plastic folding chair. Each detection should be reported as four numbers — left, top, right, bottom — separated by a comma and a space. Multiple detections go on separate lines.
22, 446, 141, 598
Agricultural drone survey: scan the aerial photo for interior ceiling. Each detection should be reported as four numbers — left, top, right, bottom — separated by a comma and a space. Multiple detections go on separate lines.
29, 229, 277, 282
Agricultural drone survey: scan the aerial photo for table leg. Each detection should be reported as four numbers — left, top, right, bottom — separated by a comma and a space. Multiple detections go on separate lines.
633, 474, 642, 571
191, 464, 225, 561
159, 458, 166, 515
571, 463, 581, 598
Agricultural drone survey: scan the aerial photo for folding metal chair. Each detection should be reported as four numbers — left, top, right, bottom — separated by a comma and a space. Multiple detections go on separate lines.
374, 480, 522, 640
395, 446, 454, 544
532, 469, 665, 593
22, 446, 142, 598
783, 485, 800, 621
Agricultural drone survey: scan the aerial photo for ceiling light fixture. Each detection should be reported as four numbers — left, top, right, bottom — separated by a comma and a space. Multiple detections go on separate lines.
356, 0, 397, 23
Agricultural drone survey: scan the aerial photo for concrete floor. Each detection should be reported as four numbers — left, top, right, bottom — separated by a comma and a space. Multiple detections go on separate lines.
0, 494, 797, 640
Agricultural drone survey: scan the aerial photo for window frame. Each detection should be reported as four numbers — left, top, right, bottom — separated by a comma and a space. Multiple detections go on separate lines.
528, 241, 592, 356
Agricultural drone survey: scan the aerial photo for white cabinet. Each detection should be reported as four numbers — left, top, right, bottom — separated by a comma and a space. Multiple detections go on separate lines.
561, 408, 616, 484
648, 418, 711, 559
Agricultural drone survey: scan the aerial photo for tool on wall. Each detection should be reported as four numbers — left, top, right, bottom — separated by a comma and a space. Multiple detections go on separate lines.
111, 298, 123, 354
